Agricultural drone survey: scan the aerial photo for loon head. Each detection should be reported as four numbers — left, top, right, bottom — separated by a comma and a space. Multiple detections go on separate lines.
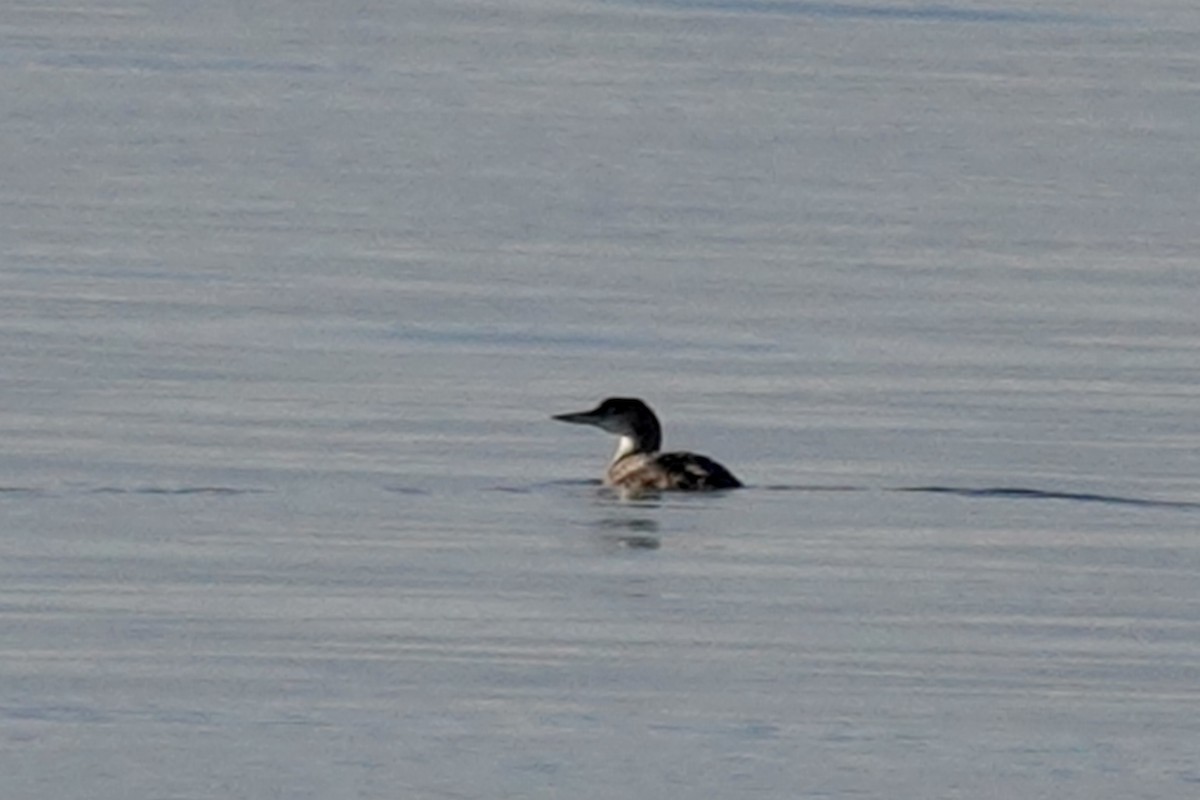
553, 397, 663, 456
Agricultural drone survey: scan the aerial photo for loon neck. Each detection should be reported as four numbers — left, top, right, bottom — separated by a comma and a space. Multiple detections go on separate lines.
612, 435, 640, 464
611, 417, 662, 464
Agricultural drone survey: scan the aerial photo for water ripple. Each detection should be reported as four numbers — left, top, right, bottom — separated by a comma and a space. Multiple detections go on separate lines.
898, 486, 1200, 510
596, 0, 1090, 25
89, 486, 265, 496
750, 484, 1200, 510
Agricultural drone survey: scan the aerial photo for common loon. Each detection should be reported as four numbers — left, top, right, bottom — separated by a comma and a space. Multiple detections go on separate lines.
553, 397, 743, 492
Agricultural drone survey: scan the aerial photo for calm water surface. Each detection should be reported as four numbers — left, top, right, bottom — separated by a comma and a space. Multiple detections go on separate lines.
2, 0, 1199, 797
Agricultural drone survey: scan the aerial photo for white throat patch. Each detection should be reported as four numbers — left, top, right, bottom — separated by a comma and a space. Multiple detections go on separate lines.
612, 435, 639, 464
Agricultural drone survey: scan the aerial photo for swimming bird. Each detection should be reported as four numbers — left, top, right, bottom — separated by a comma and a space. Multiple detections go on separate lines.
552, 397, 742, 492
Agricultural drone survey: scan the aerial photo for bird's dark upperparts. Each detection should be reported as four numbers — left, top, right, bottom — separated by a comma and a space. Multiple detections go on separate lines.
552, 397, 742, 492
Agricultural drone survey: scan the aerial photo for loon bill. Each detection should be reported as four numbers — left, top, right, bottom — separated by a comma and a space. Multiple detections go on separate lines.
552, 397, 742, 492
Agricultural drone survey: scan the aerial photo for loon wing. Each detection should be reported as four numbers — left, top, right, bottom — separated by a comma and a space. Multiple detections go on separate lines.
654, 451, 743, 490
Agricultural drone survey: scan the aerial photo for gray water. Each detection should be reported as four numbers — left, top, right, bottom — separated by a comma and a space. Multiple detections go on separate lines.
3, 1, 1200, 797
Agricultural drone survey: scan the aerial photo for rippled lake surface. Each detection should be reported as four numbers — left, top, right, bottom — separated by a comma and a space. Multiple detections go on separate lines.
3, 1, 1200, 797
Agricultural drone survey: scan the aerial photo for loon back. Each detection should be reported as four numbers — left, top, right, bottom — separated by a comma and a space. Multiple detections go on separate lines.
609, 451, 743, 492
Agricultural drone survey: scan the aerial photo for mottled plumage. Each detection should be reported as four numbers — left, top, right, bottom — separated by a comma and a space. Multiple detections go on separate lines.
553, 397, 743, 493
